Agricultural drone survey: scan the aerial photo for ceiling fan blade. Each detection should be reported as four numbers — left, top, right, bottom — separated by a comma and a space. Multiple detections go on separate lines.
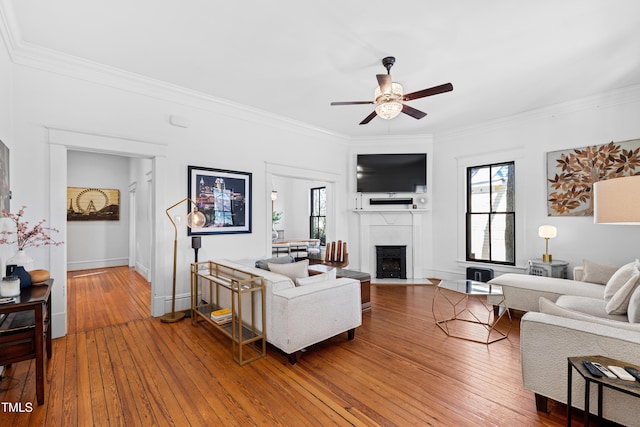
376, 74, 391, 94
359, 110, 378, 125
331, 101, 374, 106
401, 104, 427, 120
403, 82, 453, 101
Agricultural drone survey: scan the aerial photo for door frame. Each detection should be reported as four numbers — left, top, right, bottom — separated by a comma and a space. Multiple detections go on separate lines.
48, 127, 168, 338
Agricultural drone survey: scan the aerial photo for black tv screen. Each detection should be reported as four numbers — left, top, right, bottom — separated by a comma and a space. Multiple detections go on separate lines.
357, 153, 427, 193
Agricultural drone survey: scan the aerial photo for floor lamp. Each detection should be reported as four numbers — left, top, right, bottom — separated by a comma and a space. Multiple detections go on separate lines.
160, 197, 206, 323
594, 175, 640, 224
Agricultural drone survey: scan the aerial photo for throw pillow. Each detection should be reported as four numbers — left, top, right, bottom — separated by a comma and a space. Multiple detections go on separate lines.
606, 266, 640, 315
581, 259, 620, 285
255, 255, 295, 270
627, 285, 640, 323
604, 260, 640, 300
268, 259, 309, 281
539, 297, 640, 332
295, 268, 337, 286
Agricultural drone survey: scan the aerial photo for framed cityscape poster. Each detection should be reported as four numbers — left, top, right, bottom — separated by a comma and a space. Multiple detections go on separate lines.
187, 165, 252, 235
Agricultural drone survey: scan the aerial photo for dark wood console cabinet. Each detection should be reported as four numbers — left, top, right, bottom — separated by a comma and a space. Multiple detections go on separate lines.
0, 279, 53, 405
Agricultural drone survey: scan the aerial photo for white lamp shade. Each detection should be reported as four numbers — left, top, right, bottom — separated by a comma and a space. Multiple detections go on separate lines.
538, 225, 557, 239
594, 175, 640, 224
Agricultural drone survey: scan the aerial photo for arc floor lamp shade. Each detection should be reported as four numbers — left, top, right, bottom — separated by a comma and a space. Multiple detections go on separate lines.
594, 175, 640, 224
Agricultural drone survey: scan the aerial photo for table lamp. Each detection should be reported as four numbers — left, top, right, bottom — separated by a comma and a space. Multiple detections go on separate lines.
161, 197, 206, 323
594, 175, 640, 224
538, 225, 557, 262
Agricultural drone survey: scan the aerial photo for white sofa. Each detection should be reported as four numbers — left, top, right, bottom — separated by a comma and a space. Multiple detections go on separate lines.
205, 259, 362, 363
493, 260, 640, 426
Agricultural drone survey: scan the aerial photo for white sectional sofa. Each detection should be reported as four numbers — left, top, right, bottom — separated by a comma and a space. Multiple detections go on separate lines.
489, 260, 640, 426
487, 267, 602, 312
205, 259, 362, 363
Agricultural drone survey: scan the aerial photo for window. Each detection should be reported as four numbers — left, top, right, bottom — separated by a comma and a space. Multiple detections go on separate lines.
466, 162, 515, 265
310, 187, 326, 245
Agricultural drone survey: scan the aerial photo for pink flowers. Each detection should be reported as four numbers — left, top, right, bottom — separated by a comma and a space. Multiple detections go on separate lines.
0, 205, 63, 250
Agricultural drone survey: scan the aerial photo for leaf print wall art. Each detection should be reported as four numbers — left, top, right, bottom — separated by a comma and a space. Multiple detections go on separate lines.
547, 139, 640, 216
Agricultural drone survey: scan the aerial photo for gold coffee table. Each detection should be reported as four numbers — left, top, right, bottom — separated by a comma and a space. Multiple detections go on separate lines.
432, 279, 511, 344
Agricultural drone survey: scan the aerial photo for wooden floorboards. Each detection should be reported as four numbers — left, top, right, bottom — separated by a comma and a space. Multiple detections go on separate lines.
1, 267, 585, 426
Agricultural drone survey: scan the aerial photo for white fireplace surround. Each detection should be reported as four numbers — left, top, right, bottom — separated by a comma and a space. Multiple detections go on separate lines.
355, 210, 425, 279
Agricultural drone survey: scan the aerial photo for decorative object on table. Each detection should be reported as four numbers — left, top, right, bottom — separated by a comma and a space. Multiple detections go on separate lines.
6, 249, 35, 272
593, 175, 640, 224
6, 264, 31, 287
187, 165, 252, 235
161, 197, 206, 323
66, 187, 120, 221
323, 240, 349, 268
0, 139, 9, 212
0, 205, 64, 271
29, 269, 50, 284
0, 275, 20, 297
546, 139, 640, 216
538, 225, 557, 262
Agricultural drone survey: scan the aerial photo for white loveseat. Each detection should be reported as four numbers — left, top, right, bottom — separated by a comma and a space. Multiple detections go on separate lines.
206, 259, 362, 363
491, 260, 640, 426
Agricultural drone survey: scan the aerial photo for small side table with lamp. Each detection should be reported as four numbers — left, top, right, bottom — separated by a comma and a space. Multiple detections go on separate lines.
531, 225, 569, 278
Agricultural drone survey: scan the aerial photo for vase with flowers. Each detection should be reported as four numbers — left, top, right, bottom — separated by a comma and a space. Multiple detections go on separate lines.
1, 205, 63, 274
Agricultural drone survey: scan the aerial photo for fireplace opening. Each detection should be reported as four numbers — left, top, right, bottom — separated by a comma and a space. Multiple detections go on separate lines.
376, 245, 407, 279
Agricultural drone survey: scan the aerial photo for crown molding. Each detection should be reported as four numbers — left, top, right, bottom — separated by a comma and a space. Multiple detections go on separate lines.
0, 0, 19, 61
14, 40, 351, 140
0, 3, 350, 142
437, 83, 640, 141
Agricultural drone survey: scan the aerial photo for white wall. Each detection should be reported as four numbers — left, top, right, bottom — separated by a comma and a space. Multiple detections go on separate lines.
433, 86, 640, 280
0, 24, 13, 269
8, 58, 350, 336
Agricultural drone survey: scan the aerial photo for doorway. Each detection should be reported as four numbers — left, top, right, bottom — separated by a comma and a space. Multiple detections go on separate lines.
48, 128, 168, 338
265, 162, 339, 256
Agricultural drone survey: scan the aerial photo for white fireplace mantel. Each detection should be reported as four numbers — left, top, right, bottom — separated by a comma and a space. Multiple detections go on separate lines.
354, 209, 425, 279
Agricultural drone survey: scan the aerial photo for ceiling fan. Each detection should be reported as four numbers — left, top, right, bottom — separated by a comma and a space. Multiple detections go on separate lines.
330, 56, 453, 125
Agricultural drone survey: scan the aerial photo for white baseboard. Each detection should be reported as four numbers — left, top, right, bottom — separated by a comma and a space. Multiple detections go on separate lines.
135, 261, 150, 281
67, 257, 129, 271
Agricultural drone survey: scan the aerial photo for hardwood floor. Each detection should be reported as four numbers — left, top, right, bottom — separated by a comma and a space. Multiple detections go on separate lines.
1, 267, 586, 426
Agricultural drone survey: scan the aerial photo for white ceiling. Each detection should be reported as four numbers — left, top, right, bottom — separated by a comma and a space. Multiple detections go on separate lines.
4, 0, 640, 137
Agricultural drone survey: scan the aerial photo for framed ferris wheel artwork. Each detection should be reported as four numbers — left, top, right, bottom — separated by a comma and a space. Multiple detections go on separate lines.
67, 187, 120, 221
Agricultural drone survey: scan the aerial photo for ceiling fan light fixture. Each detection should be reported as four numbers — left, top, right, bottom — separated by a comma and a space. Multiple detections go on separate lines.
375, 101, 403, 120
374, 81, 403, 120
374, 82, 403, 102
330, 56, 452, 125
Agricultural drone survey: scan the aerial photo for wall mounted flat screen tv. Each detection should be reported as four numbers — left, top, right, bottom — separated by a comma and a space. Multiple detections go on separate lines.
357, 153, 427, 193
